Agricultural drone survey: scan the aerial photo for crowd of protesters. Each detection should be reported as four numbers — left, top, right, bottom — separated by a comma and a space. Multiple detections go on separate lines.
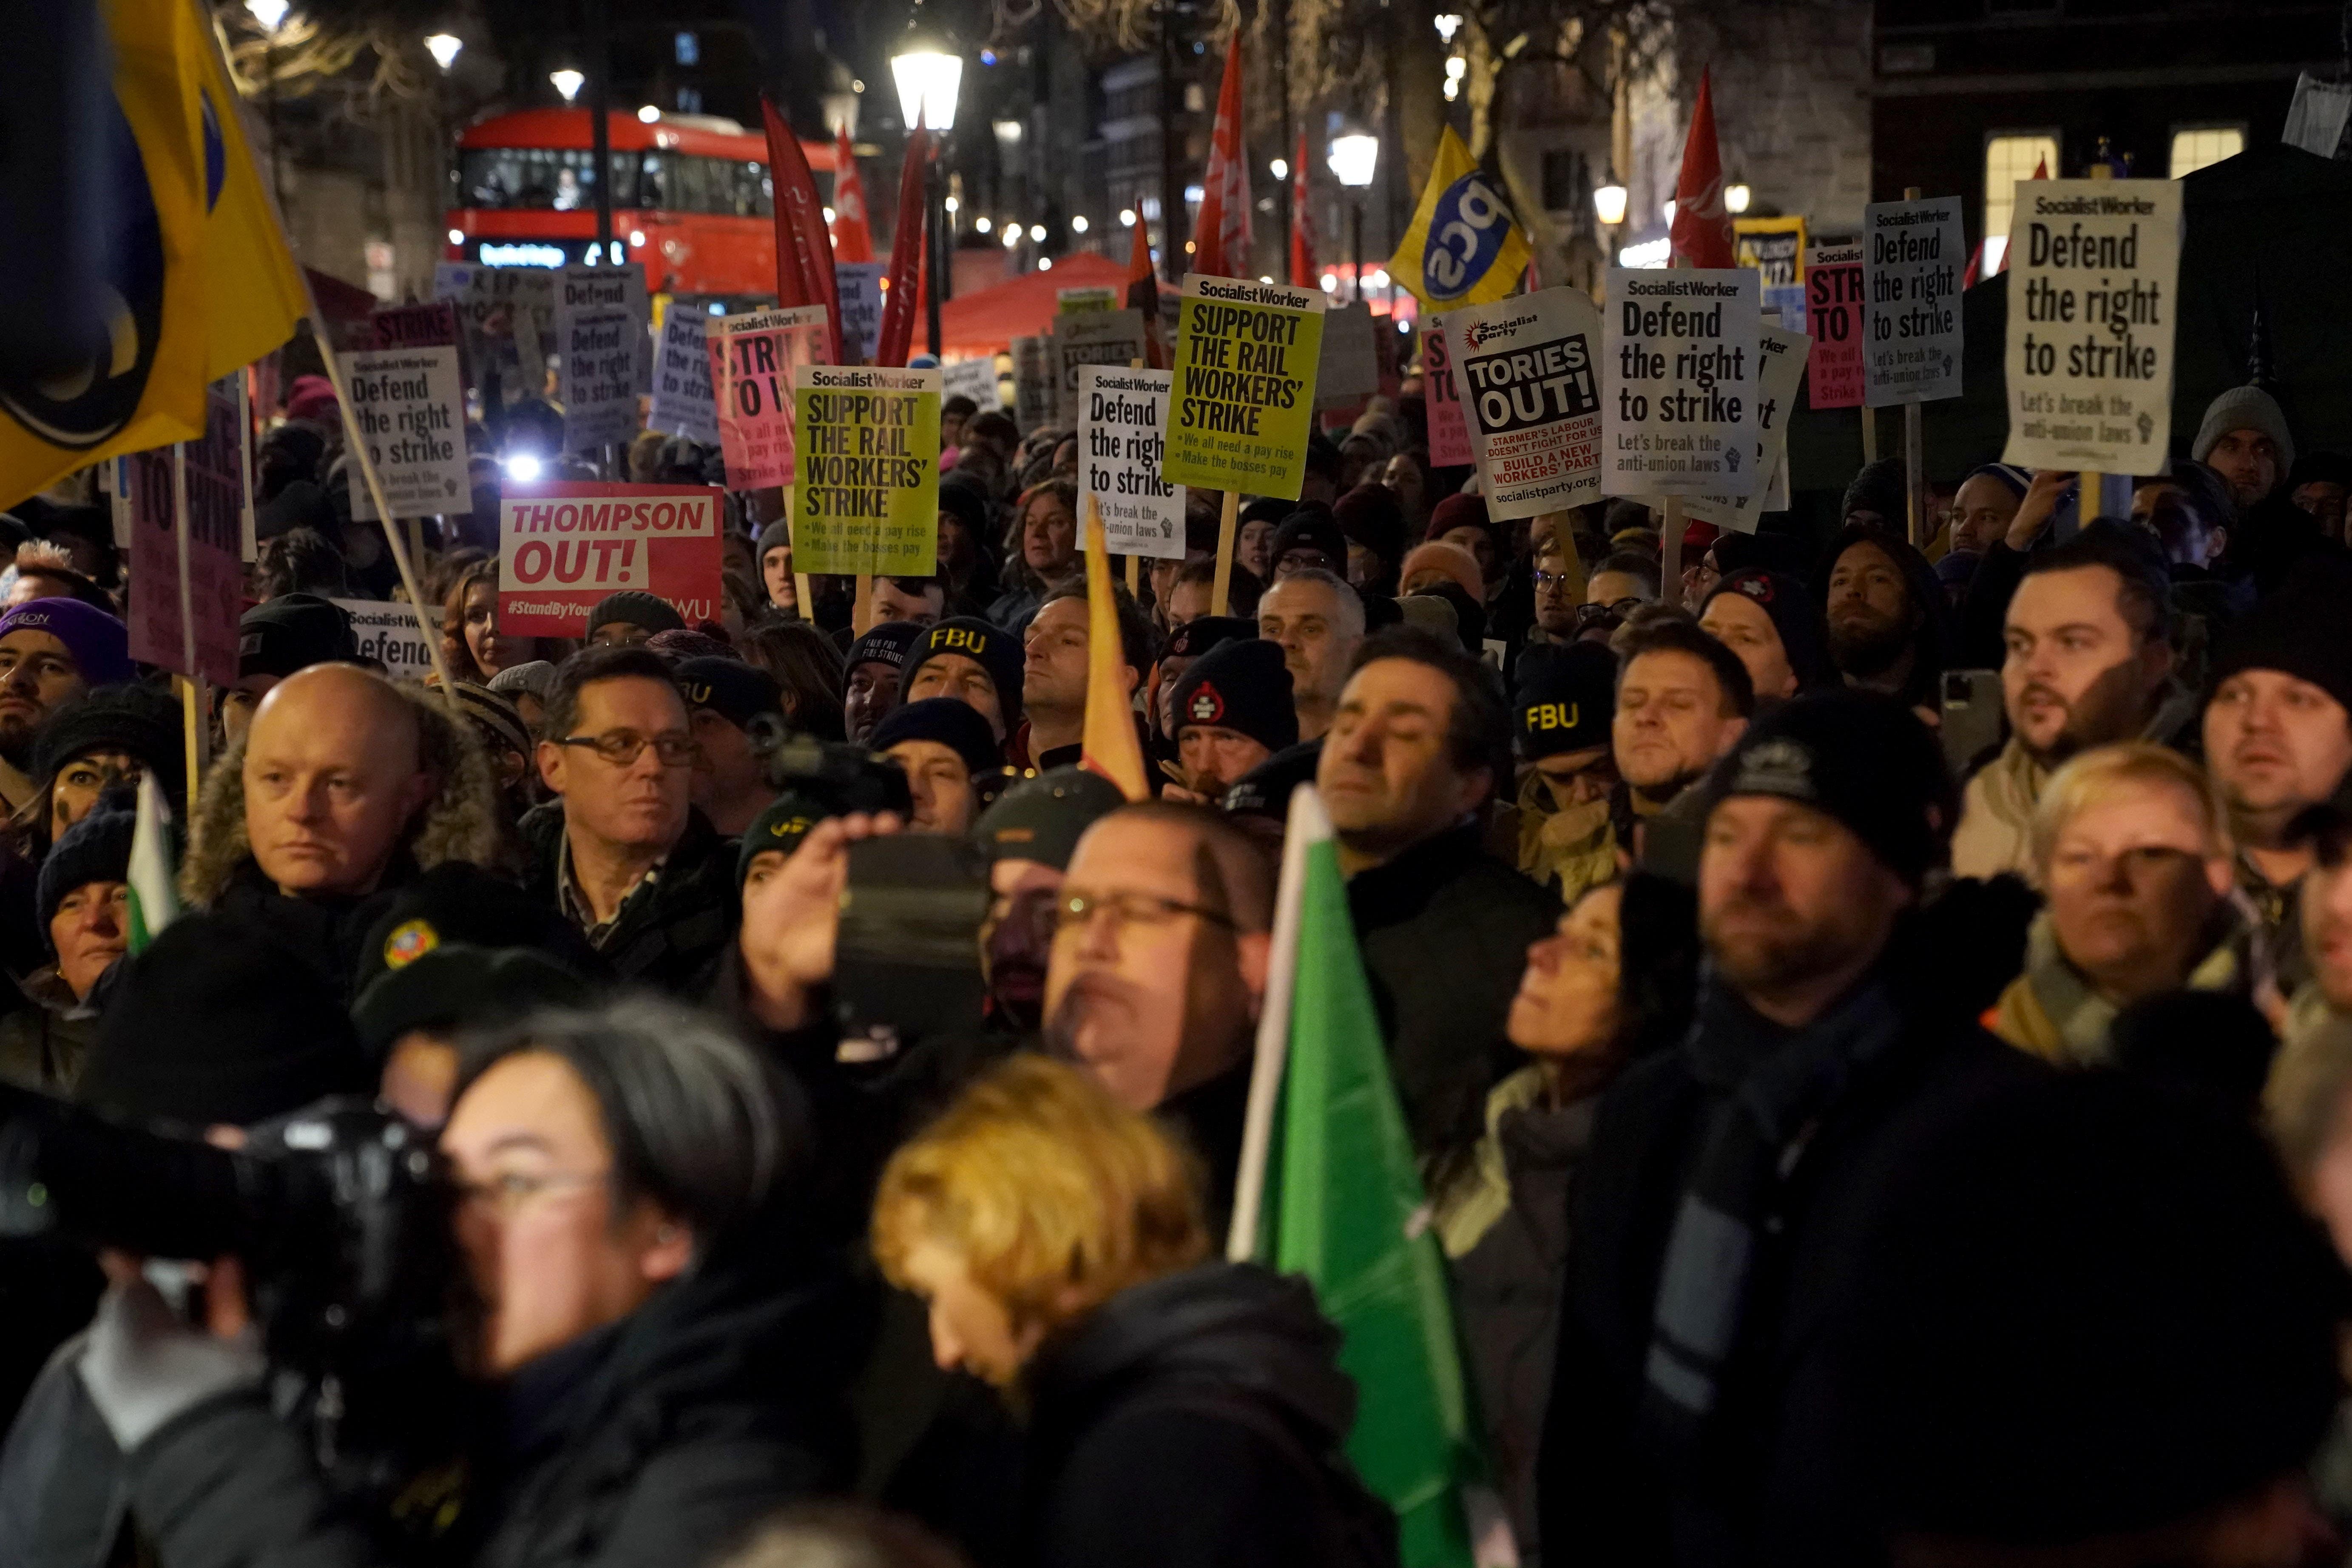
0, 348, 2348, 1568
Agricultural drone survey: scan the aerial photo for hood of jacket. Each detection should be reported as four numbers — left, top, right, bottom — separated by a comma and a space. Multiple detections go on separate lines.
1021, 1261, 1357, 1456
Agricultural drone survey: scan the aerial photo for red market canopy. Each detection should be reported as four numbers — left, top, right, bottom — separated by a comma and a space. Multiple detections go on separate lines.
937, 251, 1132, 360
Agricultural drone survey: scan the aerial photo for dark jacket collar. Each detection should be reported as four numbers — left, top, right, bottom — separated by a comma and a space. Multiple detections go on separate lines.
1344, 821, 1487, 929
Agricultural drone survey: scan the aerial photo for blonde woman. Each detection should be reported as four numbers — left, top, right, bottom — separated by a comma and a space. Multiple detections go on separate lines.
873, 1056, 1394, 1568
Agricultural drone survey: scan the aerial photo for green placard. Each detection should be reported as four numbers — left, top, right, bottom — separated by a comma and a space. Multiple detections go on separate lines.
791, 365, 941, 575
1161, 274, 1329, 499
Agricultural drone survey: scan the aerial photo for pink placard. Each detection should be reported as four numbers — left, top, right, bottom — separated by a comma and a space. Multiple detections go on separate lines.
1423, 317, 1473, 468
708, 305, 831, 490
1805, 246, 1865, 410
128, 378, 244, 684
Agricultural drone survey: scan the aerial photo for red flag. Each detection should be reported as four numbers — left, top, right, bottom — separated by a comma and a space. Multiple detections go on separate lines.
875, 119, 930, 369
1192, 32, 1252, 278
830, 124, 875, 263
1667, 68, 1734, 270
1288, 128, 1317, 287
763, 97, 843, 363
1124, 216, 1163, 368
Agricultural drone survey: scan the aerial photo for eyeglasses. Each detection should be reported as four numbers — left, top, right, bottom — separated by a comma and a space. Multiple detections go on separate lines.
1053, 889, 1239, 937
1573, 597, 1647, 627
452, 1169, 611, 1218
554, 730, 698, 767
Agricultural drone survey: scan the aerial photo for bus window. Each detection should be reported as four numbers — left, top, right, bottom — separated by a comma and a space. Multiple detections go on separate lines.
674, 154, 718, 214
731, 161, 771, 216
459, 147, 639, 210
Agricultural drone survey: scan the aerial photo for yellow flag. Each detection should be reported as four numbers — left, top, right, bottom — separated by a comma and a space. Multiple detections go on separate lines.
190, 2, 307, 378
1385, 127, 1531, 311
1079, 496, 1149, 802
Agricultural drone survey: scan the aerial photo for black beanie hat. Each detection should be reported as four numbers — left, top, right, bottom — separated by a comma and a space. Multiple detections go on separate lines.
1165, 616, 1256, 661
349, 863, 603, 999
676, 656, 784, 732
847, 619, 926, 674
82, 913, 371, 1129
239, 593, 357, 681
1222, 738, 1324, 821
755, 520, 793, 561
872, 696, 1003, 778
1238, 495, 1292, 530
974, 765, 1126, 870
736, 763, 916, 885
2209, 578, 2352, 717
37, 789, 134, 935
1702, 568, 1832, 690
1841, 456, 1907, 526
901, 617, 1024, 724
586, 590, 686, 638
32, 683, 185, 805
351, 944, 594, 1064
1707, 688, 1953, 887
1268, 511, 1349, 574
937, 475, 994, 540
1170, 638, 1297, 754
1514, 640, 1616, 759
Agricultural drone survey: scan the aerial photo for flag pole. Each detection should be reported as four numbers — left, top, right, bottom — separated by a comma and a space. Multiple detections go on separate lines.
1901, 184, 1926, 549
1209, 489, 1241, 616
1226, 780, 1321, 1262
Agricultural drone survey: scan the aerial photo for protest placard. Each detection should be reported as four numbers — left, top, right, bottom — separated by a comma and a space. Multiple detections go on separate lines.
835, 262, 886, 363
332, 599, 440, 685
1422, 315, 1473, 468
370, 301, 458, 351
1314, 303, 1381, 410
708, 305, 830, 490
1079, 366, 1185, 559
1446, 288, 1604, 520
1684, 324, 1812, 532
647, 310, 720, 447
1735, 218, 1808, 331
1057, 286, 1119, 313
1804, 243, 1865, 410
2001, 178, 2182, 473
1161, 276, 1327, 498
128, 378, 242, 683
1863, 197, 1964, 406
943, 357, 1002, 410
791, 365, 941, 576
498, 483, 724, 636
1604, 268, 1759, 497
439, 264, 551, 405
1053, 309, 1151, 424
339, 347, 469, 520
1013, 335, 1056, 431
557, 266, 649, 452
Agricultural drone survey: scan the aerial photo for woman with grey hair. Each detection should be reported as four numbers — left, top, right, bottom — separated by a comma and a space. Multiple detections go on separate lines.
68, 995, 854, 1568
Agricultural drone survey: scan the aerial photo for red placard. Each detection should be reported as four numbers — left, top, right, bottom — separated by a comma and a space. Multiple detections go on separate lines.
707, 306, 831, 490
497, 482, 724, 636
128, 378, 244, 684
1422, 316, 1473, 468
1804, 243, 1865, 409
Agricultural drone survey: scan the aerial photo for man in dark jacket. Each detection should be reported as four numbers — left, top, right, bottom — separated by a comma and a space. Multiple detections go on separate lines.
71, 997, 851, 1568
523, 646, 738, 994
1538, 690, 2045, 1566
1318, 626, 1558, 1173
1809, 523, 1952, 715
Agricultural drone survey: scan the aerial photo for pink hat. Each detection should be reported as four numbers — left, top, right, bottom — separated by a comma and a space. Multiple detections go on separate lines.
1398, 540, 1483, 602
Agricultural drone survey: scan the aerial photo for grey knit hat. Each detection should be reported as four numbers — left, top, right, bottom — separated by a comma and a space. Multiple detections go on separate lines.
2192, 384, 2295, 476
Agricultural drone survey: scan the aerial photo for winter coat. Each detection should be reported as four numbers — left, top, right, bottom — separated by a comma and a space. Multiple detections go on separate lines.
1948, 682, 2201, 883
0, 966, 97, 1094
520, 804, 739, 997
1019, 1262, 1397, 1568
0, 1332, 122, 1568
1435, 1066, 1597, 1567
1986, 903, 2256, 1067
1347, 824, 1559, 1174
119, 1259, 855, 1568
1538, 969, 2045, 1567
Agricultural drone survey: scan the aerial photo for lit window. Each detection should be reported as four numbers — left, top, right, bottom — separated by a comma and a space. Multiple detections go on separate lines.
2170, 125, 2245, 179
674, 31, 699, 65
1983, 132, 2059, 267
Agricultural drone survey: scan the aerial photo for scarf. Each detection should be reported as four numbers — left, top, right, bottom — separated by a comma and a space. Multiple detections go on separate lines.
1638, 971, 1908, 1471
1516, 768, 1619, 905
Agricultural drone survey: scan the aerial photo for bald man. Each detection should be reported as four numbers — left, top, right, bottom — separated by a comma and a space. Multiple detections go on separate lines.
1044, 800, 1275, 1230
180, 665, 551, 996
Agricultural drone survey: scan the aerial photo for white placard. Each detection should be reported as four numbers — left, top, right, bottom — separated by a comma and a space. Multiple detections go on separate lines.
1314, 303, 1381, 409
1603, 268, 1760, 497
1684, 324, 1811, 532
439, 264, 551, 406
1863, 196, 1965, 407
557, 265, 649, 452
1053, 310, 1151, 426
835, 262, 886, 364
1013, 334, 1055, 431
646, 310, 720, 447
2001, 179, 2182, 474
332, 599, 440, 685
1079, 366, 1186, 560
338, 346, 469, 521
942, 357, 1002, 410
1447, 288, 1604, 521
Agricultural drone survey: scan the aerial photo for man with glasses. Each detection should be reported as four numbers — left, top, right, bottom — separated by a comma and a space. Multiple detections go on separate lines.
1044, 799, 1276, 1230
526, 646, 739, 993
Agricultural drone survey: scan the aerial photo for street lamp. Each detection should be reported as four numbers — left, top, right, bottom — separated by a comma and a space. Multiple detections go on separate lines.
550, 67, 585, 102
424, 32, 463, 70
892, 15, 964, 357
1725, 181, 1753, 215
246, 0, 289, 29
1328, 131, 1378, 301
1593, 177, 1628, 228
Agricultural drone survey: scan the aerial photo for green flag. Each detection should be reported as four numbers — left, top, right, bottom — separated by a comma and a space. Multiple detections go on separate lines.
1230, 784, 1479, 1566
127, 771, 182, 954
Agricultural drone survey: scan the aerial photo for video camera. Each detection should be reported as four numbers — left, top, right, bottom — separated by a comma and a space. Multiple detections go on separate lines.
0, 1086, 469, 1496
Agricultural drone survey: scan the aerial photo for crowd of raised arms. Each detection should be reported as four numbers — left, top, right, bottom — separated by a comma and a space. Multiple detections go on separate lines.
2, 367, 2351, 1568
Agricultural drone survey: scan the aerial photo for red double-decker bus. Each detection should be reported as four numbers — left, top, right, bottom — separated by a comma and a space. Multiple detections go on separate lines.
444, 108, 835, 297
